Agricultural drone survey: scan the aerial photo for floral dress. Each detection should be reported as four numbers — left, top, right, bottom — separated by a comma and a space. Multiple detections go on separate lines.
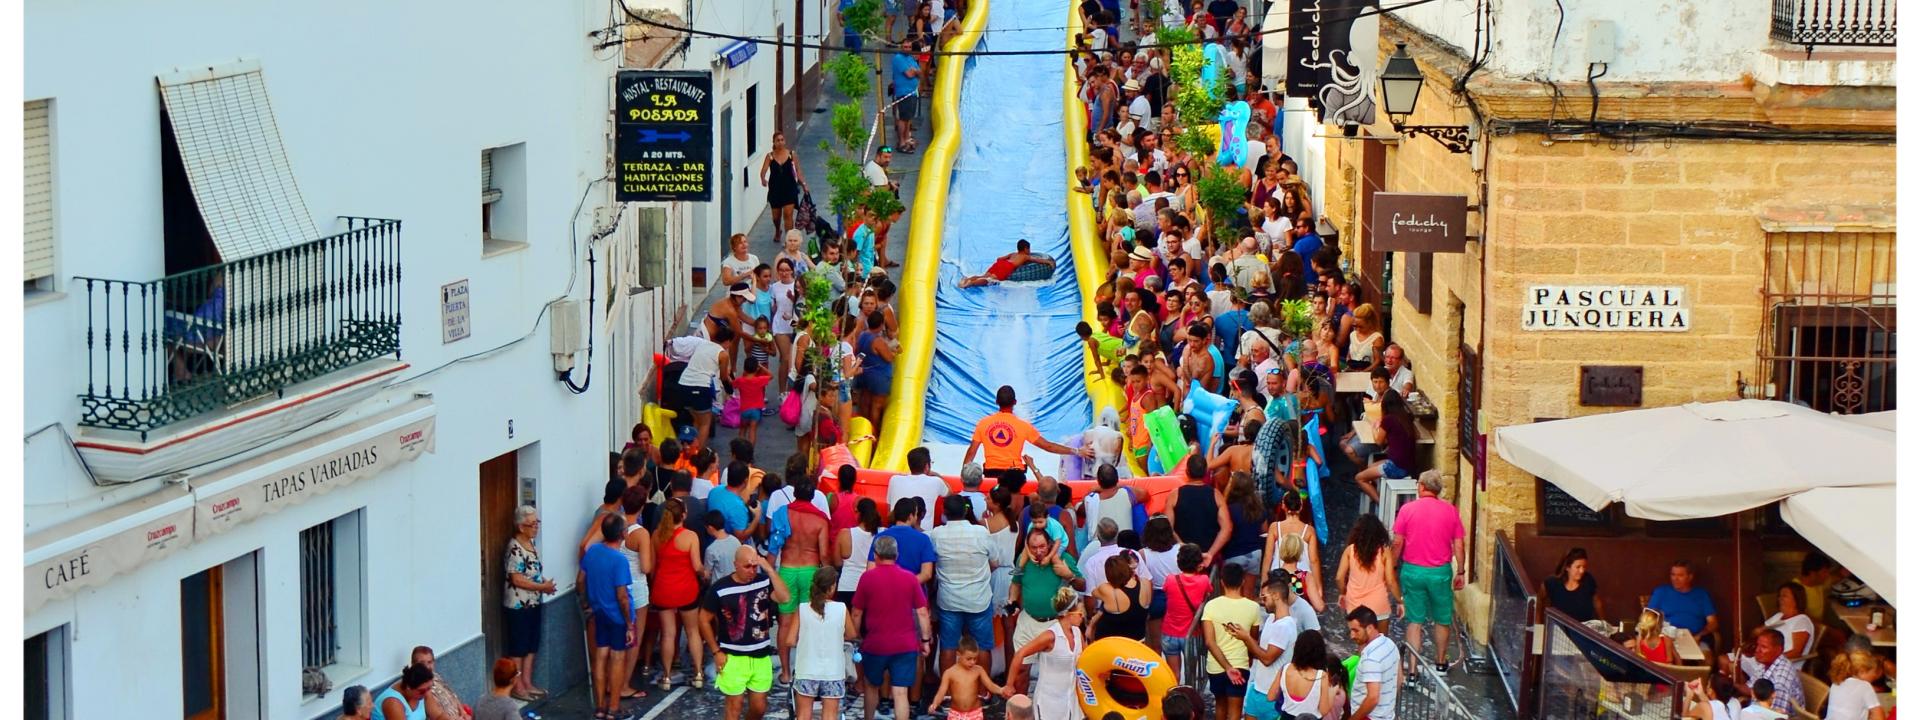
504, 538, 545, 610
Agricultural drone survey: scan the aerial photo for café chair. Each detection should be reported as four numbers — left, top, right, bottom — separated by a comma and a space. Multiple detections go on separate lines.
1795, 670, 1830, 720
1756, 592, 1779, 621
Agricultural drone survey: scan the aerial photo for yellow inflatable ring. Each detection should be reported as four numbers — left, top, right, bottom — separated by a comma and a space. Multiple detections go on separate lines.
1073, 637, 1177, 720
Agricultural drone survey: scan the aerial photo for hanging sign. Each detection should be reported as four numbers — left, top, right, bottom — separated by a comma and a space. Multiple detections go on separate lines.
1522, 286, 1691, 332
1372, 193, 1469, 252
616, 70, 714, 202
1291, 0, 1379, 126
1284, 0, 1322, 98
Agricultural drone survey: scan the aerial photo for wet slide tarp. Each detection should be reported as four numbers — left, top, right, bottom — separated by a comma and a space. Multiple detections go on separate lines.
920, 0, 1090, 445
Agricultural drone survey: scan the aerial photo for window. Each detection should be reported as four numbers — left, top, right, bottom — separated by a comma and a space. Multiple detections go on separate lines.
26, 626, 69, 720
480, 143, 528, 255
24, 99, 56, 294
299, 510, 366, 688
746, 84, 759, 156
1756, 231, 1897, 413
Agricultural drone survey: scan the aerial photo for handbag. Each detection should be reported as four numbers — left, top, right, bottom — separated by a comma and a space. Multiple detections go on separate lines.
718, 393, 742, 428
779, 386, 805, 427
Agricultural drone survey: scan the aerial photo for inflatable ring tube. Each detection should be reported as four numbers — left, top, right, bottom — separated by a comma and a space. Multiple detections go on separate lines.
846, 416, 876, 467
1143, 406, 1186, 471
641, 403, 677, 447
1073, 637, 1177, 720
1005, 253, 1058, 282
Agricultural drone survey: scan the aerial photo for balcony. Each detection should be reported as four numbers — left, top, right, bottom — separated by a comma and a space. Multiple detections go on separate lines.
1771, 0, 1897, 52
77, 217, 402, 438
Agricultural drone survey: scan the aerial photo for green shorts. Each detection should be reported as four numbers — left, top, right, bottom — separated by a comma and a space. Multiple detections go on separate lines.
716, 653, 774, 696
1400, 561, 1455, 626
777, 565, 819, 615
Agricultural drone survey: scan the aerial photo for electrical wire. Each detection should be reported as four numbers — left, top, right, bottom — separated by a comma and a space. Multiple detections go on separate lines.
615, 0, 1447, 56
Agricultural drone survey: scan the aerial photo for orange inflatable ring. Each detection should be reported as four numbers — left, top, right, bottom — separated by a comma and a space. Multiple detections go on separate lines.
1074, 637, 1177, 720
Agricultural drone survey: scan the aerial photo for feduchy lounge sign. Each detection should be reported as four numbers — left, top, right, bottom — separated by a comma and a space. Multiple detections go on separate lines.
1371, 193, 1469, 252
195, 414, 437, 538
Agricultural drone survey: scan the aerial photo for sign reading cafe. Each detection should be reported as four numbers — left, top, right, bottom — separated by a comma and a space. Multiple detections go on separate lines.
1522, 285, 1690, 332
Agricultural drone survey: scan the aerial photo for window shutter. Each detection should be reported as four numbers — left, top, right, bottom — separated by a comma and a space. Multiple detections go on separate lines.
481, 149, 501, 204
24, 100, 55, 282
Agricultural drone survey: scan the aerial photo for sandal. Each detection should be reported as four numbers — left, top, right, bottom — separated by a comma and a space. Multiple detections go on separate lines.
512, 691, 538, 702
621, 688, 647, 700
529, 688, 550, 699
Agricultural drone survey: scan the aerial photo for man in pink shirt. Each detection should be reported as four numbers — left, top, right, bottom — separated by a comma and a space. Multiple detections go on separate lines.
1390, 469, 1466, 671
852, 536, 932, 720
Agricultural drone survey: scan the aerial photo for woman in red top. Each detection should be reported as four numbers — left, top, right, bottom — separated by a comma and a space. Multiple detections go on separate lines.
649, 499, 706, 689
1627, 608, 1675, 664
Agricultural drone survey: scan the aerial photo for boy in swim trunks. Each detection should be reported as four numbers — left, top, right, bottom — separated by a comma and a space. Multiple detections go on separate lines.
959, 240, 1055, 288
927, 637, 1008, 720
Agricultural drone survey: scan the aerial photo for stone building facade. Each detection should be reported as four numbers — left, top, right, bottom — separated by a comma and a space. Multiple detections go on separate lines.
1313, 9, 1895, 640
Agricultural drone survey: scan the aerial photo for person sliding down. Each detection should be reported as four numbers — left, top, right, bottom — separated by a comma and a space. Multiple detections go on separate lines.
959, 240, 1055, 288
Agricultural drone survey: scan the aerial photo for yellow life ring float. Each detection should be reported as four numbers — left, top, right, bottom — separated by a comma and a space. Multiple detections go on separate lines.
1073, 637, 1177, 720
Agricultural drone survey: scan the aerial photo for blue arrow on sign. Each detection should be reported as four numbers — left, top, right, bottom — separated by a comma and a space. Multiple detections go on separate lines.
636, 129, 693, 144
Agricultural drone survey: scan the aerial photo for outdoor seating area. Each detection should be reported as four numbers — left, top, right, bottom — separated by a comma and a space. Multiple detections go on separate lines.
1485, 400, 1896, 719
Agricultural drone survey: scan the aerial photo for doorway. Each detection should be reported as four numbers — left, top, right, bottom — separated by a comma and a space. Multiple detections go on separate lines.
182, 553, 259, 720
720, 105, 735, 244
479, 450, 520, 661
1356, 138, 1388, 307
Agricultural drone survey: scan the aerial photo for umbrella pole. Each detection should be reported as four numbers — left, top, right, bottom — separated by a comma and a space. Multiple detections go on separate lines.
1732, 510, 1744, 656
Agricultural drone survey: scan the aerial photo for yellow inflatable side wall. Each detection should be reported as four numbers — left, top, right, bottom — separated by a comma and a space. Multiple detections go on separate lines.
871, 0, 990, 472
1062, 7, 1134, 470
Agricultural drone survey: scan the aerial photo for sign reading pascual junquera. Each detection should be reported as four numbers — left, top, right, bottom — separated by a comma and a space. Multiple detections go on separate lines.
1522, 285, 1690, 332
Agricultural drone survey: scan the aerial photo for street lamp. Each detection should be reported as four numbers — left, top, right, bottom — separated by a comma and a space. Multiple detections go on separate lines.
1379, 43, 1473, 153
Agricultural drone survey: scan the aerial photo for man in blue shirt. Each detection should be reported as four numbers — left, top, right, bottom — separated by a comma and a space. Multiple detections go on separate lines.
870, 498, 936, 585
1212, 288, 1254, 362
1290, 215, 1324, 288
578, 513, 636, 719
707, 461, 760, 542
1647, 559, 1720, 644
890, 41, 923, 153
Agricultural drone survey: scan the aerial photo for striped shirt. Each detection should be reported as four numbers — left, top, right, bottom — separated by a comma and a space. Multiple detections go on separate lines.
1352, 634, 1401, 719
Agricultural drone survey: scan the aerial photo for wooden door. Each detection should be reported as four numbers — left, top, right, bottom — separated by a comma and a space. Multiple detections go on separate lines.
181, 566, 226, 720
479, 451, 520, 660
1356, 138, 1388, 306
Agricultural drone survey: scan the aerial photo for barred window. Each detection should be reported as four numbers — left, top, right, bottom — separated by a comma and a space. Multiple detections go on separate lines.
299, 510, 365, 685
1755, 231, 1896, 414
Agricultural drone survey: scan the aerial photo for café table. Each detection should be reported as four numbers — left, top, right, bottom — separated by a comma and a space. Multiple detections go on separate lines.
1336, 371, 1371, 394
1672, 628, 1706, 665
1352, 418, 1438, 447
1834, 605, 1898, 648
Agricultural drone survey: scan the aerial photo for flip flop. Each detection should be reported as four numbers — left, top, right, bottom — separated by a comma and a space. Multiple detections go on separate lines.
511, 691, 538, 702
620, 689, 647, 700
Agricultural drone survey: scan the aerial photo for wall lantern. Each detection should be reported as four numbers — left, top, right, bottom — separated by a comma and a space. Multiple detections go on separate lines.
1379, 44, 1473, 153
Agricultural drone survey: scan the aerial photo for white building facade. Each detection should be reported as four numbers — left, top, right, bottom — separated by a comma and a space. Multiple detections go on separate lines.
14, 0, 831, 717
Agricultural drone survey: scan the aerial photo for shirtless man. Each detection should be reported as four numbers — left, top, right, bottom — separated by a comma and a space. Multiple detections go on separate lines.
775, 476, 833, 684
1207, 419, 1259, 487
960, 239, 1055, 288
1140, 340, 1184, 410
705, 284, 754, 361
1177, 322, 1221, 395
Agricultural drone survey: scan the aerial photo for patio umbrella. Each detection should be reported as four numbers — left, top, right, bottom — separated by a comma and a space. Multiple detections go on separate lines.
1492, 400, 1894, 521
1780, 486, 1897, 607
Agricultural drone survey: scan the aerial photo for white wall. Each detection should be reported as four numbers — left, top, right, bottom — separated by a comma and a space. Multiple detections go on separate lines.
686, 0, 784, 281
22, 0, 630, 716
1390, 0, 1773, 84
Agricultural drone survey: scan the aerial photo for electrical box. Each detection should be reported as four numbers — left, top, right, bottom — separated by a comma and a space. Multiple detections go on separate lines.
1585, 20, 1617, 66
550, 299, 586, 373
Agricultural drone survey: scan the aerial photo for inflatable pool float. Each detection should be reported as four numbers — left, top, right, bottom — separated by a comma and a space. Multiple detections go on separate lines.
1075, 637, 1178, 720
1005, 253, 1057, 282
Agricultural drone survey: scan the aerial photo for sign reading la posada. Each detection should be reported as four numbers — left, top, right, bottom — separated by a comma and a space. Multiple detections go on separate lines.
616, 70, 713, 202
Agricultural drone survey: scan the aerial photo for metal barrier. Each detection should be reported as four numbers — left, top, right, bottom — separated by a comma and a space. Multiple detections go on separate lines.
1394, 640, 1480, 720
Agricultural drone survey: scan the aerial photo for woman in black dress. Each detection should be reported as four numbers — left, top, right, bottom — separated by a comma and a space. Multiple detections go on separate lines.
1545, 547, 1602, 622
759, 131, 807, 240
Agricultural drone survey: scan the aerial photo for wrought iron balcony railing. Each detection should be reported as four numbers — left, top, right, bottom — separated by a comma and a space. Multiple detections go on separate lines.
1771, 0, 1897, 53
77, 217, 402, 437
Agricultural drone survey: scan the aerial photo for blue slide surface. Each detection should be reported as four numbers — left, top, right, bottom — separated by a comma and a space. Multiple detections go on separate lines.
920, 0, 1090, 445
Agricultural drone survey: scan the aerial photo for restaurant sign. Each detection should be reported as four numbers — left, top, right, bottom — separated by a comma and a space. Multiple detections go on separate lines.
1371, 193, 1469, 252
615, 70, 714, 202
194, 414, 437, 538
1521, 285, 1690, 332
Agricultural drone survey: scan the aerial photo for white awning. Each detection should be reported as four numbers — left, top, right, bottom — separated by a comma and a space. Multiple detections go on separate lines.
1492, 400, 1894, 521
158, 59, 319, 261
1781, 486, 1896, 607
24, 485, 196, 613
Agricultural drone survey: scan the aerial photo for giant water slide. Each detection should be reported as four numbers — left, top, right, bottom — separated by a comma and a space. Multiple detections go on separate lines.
867, 0, 1125, 471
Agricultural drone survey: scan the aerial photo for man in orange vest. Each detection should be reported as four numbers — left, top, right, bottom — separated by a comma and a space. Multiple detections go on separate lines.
964, 386, 1093, 482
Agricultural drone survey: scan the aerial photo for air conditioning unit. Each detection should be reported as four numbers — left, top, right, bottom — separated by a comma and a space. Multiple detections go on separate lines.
550, 300, 586, 373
